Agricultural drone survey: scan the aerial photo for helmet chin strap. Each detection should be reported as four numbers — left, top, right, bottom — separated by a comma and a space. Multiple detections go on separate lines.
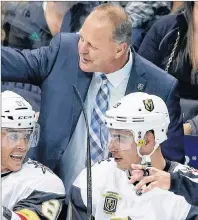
136, 143, 159, 167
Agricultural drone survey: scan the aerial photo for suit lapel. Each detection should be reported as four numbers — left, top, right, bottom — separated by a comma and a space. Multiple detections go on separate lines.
125, 49, 147, 95
72, 34, 93, 104
70, 64, 93, 135
76, 68, 93, 102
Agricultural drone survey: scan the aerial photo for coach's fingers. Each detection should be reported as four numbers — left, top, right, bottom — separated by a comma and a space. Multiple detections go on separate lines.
135, 175, 156, 190
142, 181, 158, 193
146, 167, 159, 175
129, 170, 144, 183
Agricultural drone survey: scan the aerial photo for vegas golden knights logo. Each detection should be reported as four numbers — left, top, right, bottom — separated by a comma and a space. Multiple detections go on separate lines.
104, 197, 117, 214
103, 192, 121, 215
143, 99, 154, 112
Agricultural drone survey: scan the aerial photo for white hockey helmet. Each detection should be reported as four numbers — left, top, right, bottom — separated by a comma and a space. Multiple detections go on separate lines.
105, 92, 170, 148
2, 91, 37, 128
2, 91, 40, 148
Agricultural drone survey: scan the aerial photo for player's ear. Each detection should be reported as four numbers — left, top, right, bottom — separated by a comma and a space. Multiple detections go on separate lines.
145, 131, 155, 146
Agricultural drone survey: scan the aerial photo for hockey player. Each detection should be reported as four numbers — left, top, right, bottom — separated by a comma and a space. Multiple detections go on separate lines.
69, 92, 198, 220
2, 91, 65, 220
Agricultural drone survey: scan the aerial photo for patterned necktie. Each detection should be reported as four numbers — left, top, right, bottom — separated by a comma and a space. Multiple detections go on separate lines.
90, 74, 110, 163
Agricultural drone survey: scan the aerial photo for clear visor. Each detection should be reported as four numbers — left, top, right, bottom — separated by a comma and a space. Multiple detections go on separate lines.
108, 128, 135, 152
2, 123, 40, 149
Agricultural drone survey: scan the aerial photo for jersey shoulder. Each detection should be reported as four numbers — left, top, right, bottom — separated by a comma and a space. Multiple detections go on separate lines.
74, 158, 116, 189
19, 159, 65, 194
24, 159, 55, 175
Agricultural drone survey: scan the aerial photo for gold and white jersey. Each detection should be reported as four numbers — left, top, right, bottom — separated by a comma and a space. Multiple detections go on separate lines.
2, 159, 65, 220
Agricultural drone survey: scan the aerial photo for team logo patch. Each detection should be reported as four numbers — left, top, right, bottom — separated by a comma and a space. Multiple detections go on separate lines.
143, 99, 154, 112
180, 165, 194, 173
102, 191, 121, 215
27, 159, 54, 174
179, 165, 198, 176
42, 200, 61, 220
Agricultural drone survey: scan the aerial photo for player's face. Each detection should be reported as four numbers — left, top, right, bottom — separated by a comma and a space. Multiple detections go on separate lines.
1, 129, 30, 172
109, 129, 141, 170
78, 13, 120, 73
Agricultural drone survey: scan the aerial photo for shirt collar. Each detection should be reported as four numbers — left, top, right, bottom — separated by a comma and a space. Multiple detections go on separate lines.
43, 2, 47, 12
94, 49, 132, 88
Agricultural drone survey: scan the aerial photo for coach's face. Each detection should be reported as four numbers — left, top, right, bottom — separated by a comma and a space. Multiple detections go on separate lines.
78, 12, 123, 74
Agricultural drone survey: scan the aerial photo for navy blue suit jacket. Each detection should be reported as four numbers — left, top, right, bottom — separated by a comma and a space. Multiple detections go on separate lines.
2, 33, 185, 170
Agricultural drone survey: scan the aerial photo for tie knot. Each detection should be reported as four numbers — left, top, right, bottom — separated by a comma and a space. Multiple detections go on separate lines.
101, 74, 107, 81
100, 74, 108, 85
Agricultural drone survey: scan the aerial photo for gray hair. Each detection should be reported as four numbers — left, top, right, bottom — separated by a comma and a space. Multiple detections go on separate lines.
113, 16, 132, 46
93, 3, 132, 46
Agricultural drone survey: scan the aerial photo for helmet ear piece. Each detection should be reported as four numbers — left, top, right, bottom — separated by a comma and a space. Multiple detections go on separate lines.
144, 132, 154, 145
